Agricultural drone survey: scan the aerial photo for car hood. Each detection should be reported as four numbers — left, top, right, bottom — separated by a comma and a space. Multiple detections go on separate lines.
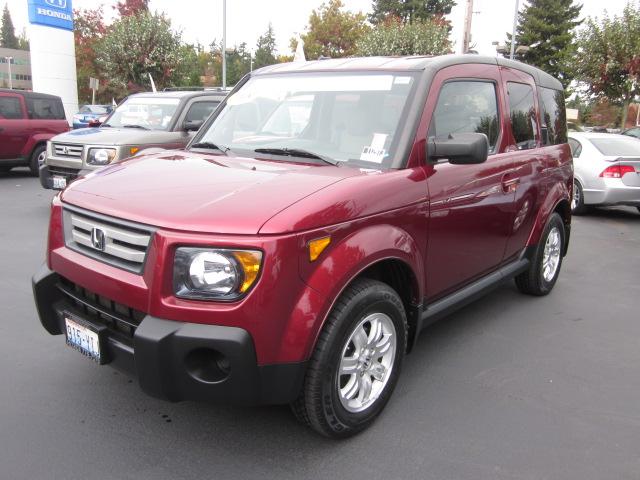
61, 150, 361, 235
51, 127, 182, 146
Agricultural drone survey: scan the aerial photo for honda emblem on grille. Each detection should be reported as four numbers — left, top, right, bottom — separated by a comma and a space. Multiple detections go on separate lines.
91, 228, 106, 251
61, 146, 69, 155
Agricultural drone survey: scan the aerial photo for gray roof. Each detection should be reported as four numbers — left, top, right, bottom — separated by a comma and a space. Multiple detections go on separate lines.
254, 54, 563, 91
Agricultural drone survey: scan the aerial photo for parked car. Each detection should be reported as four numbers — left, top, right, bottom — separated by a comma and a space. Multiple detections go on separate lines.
568, 132, 640, 214
0, 89, 69, 174
33, 55, 573, 438
72, 104, 113, 129
39, 89, 227, 190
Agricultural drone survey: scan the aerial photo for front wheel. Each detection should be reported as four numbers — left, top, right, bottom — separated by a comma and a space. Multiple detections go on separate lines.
515, 213, 565, 296
291, 278, 407, 438
29, 145, 47, 176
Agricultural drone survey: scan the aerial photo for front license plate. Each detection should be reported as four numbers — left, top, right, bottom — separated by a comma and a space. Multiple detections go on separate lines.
65, 317, 101, 363
52, 176, 67, 189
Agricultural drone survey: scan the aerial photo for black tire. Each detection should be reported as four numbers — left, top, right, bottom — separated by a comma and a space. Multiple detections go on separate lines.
571, 180, 588, 215
515, 212, 565, 296
29, 144, 46, 176
291, 278, 407, 438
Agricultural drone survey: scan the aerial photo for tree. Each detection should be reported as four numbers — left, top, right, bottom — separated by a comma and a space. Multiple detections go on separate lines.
369, 0, 456, 24
96, 12, 184, 92
290, 0, 369, 59
356, 16, 451, 56
114, 0, 149, 17
74, 8, 107, 103
254, 24, 277, 70
1, 4, 18, 49
574, 4, 640, 127
16, 28, 29, 50
506, 0, 582, 89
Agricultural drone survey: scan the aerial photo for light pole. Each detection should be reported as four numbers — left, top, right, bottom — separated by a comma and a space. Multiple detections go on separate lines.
510, 0, 520, 60
222, 0, 227, 89
4, 57, 13, 89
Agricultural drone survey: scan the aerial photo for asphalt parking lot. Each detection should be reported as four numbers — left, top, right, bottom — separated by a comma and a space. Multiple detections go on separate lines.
1, 168, 639, 480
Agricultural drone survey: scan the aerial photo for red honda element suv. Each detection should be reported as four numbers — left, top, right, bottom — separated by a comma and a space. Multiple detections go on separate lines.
33, 55, 572, 438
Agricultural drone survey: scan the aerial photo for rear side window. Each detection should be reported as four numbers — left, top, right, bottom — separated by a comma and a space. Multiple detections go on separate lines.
507, 82, 537, 150
539, 87, 567, 145
429, 81, 500, 153
568, 138, 581, 157
27, 98, 66, 120
0, 96, 23, 119
185, 101, 220, 123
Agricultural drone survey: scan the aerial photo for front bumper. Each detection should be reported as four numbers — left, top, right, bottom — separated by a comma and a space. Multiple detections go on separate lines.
32, 265, 306, 405
39, 165, 88, 190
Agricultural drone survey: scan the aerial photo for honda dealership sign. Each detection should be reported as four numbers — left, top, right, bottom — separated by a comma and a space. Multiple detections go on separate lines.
27, 0, 78, 122
28, 0, 74, 31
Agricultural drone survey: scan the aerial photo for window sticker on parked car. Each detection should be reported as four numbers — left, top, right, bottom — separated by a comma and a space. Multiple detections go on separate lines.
360, 133, 387, 163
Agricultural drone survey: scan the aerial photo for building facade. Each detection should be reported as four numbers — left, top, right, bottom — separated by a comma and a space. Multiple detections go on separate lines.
0, 48, 33, 91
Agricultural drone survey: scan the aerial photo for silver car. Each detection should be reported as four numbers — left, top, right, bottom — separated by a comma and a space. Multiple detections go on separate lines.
568, 132, 640, 214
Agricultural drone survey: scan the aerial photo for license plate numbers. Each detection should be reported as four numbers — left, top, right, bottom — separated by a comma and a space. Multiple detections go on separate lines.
65, 317, 101, 362
52, 176, 67, 189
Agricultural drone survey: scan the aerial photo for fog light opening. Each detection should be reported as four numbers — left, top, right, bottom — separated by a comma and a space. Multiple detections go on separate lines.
185, 348, 231, 383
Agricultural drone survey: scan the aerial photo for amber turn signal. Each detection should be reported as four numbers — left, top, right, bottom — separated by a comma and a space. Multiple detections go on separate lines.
233, 250, 263, 293
308, 236, 331, 262
129, 147, 140, 156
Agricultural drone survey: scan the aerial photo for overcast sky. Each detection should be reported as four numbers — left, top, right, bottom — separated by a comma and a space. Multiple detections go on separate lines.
4, 0, 635, 56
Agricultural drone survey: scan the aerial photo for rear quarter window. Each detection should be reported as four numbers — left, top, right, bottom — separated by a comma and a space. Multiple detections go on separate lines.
0, 96, 23, 119
539, 87, 567, 145
27, 97, 66, 120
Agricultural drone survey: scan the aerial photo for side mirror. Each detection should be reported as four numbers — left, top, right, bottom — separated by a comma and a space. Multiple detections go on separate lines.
427, 132, 489, 165
183, 119, 204, 132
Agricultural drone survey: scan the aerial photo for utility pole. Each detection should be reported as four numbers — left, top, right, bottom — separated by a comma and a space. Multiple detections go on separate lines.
510, 0, 520, 60
462, 0, 473, 54
5, 57, 13, 89
222, 0, 227, 89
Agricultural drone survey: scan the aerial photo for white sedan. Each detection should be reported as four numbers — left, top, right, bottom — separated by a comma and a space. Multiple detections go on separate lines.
568, 132, 640, 214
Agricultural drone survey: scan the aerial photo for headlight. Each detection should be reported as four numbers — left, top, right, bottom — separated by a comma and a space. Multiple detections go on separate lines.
87, 148, 117, 165
174, 247, 263, 300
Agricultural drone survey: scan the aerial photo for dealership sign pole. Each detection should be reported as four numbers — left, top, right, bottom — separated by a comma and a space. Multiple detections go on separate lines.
26, 0, 79, 123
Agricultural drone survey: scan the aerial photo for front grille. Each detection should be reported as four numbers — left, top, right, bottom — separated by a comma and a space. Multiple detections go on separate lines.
58, 276, 145, 340
63, 206, 154, 274
53, 143, 83, 159
48, 165, 79, 178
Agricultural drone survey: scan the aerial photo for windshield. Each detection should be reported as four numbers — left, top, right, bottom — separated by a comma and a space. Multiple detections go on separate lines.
81, 105, 111, 115
192, 72, 417, 169
104, 97, 180, 131
590, 136, 640, 156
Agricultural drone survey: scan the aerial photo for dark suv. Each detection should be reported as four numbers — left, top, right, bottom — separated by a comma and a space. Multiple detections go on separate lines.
0, 89, 69, 174
33, 55, 572, 437
40, 90, 227, 189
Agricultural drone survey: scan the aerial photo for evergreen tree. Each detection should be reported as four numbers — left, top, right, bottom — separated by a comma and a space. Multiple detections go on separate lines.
254, 24, 277, 70
369, 0, 456, 24
1, 4, 19, 49
506, 0, 582, 89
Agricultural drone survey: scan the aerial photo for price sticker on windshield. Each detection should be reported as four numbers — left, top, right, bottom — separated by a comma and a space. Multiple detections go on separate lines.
360, 133, 387, 163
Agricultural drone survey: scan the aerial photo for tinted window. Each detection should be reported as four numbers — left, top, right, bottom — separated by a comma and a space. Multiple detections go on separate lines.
539, 87, 567, 145
0, 96, 23, 119
185, 101, 220, 123
568, 138, 582, 157
590, 137, 640, 156
623, 127, 640, 139
507, 82, 537, 150
28, 98, 65, 120
430, 81, 500, 152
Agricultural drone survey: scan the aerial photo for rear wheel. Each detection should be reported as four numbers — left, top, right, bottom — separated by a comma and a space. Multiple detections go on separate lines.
571, 180, 588, 215
291, 278, 407, 438
515, 213, 565, 296
29, 144, 46, 176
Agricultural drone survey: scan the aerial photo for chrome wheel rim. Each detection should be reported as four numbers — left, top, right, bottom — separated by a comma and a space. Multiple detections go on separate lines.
337, 312, 396, 413
571, 181, 580, 211
542, 226, 562, 282
37, 150, 46, 167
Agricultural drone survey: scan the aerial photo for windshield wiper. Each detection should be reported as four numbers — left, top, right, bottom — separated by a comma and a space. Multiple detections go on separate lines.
122, 124, 149, 130
191, 142, 230, 155
254, 148, 338, 166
